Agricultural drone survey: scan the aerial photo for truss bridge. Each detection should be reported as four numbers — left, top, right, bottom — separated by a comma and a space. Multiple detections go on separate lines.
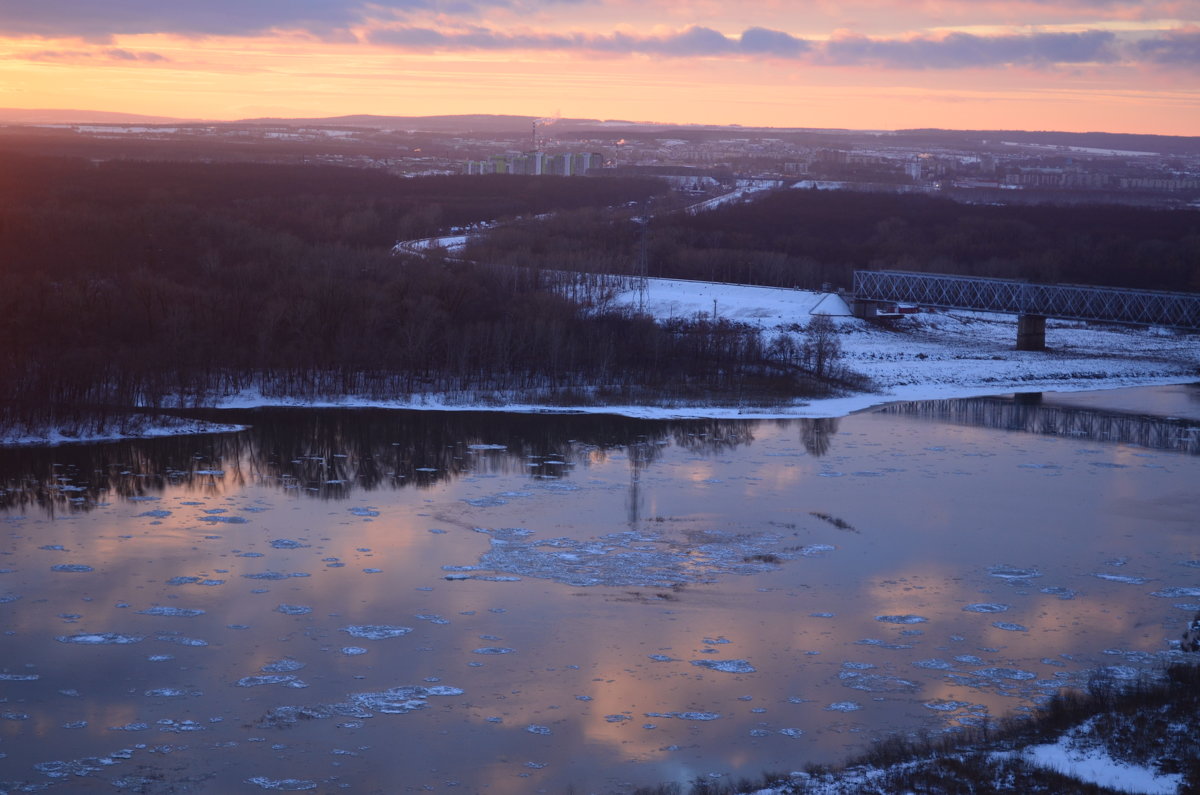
852, 270, 1200, 350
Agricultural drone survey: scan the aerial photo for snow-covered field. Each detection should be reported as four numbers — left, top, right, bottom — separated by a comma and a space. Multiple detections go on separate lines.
622, 277, 1199, 418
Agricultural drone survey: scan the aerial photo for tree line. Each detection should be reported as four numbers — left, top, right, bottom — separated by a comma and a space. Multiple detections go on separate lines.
465, 188, 1200, 292
1, 154, 850, 433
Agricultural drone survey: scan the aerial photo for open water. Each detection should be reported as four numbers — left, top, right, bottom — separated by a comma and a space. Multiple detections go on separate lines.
0, 384, 1197, 793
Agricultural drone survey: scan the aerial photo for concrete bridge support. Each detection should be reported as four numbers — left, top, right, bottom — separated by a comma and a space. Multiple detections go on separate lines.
1017, 314, 1046, 351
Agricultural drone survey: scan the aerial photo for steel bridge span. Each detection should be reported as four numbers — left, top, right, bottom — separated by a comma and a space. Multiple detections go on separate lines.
852, 270, 1200, 350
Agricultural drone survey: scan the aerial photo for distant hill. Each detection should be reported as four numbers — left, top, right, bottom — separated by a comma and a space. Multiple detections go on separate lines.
0, 108, 190, 124
895, 128, 1200, 156
234, 114, 611, 133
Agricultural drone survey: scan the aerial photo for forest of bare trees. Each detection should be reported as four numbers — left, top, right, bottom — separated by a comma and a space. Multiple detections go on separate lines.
1, 154, 856, 433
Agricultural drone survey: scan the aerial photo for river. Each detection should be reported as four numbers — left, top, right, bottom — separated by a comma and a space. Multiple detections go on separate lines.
0, 384, 1197, 793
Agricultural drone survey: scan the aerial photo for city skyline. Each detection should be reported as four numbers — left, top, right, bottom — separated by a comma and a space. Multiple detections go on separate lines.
0, 1, 1197, 135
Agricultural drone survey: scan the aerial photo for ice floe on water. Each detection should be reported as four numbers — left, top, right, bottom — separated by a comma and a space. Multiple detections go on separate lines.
340, 625, 412, 640
51, 564, 93, 573
247, 777, 318, 790
57, 632, 143, 644
1151, 586, 1200, 598
269, 539, 309, 549
259, 684, 464, 727
778, 727, 805, 737
875, 614, 928, 624
340, 647, 367, 656
962, 603, 1010, 613
992, 621, 1029, 632
473, 647, 516, 655
839, 670, 921, 694
137, 607, 205, 617
988, 564, 1042, 581
237, 675, 300, 688
276, 604, 313, 615
1092, 573, 1152, 584
645, 712, 721, 721
825, 702, 862, 712
526, 725, 552, 735
455, 525, 830, 587
690, 659, 756, 673
262, 659, 305, 673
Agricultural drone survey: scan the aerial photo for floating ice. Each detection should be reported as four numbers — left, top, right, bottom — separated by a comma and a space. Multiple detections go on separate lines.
0, 594, 20, 604
262, 659, 305, 673
468, 444, 507, 450
648, 654, 675, 662
243, 572, 311, 581
246, 778, 317, 791
137, 510, 171, 518
854, 639, 913, 650
237, 675, 297, 687
138, 607, 204, 617
912, 659, 955, 670
690, 659, 756, 673
875, 614, 928, 624
144, 688, 189, 697
973, 667, 1037, 681
838, 671, 921, 693
825, 702, 862, 712
57, 633, 143, 645
276, 605, 312, 616
349, 507, 380, 517
0, 674, 39, 681
988, 565, 1042, 580
40, 544, 66, 550
1040, 586, 1077, 599
954, 655, 984, 665
110, 722, 150, 731
962, 603, 1010, 613
992, 622, 1029, 632
924, 700, 970, 712
473, 647, 516, 655
51, 564, 93, 573
1151, 587, 1200, 598
166, 576, 201, 586
605, 715, 631, 723
200, 515, 248, 524
269, 539, 309, 550
1092, 573, 1151, 584
340, 625, 412, 640
526, 725, 552, 735
340, 647, 367, 656
779, 728, 805, 737
842, 662, 876, 670
459, 526, 813, 588
644, 712, 721, 721
800, 544, 835, 557
155, 634, 208, 646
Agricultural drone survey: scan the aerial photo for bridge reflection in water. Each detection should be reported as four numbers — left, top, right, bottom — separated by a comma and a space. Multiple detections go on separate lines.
877, 393, 1200, 455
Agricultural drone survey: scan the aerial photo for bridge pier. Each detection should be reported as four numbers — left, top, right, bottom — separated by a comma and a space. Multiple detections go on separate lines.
1016, 314, 1046, 351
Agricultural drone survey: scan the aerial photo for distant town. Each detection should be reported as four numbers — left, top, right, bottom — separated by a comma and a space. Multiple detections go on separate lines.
3, 111, 1198, 208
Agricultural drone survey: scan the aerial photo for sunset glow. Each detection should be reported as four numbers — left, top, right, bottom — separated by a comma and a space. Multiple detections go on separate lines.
0, 2, 1197, 133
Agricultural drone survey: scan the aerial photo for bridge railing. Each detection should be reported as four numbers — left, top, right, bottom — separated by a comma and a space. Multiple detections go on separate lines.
853, 270, 1200, 330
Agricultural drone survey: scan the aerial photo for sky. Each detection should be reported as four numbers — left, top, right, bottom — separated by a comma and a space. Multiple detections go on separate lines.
0, 1, 1197, 134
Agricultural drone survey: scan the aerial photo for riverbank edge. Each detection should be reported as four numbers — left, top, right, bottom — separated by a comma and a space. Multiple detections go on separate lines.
3, 374, 1197, 447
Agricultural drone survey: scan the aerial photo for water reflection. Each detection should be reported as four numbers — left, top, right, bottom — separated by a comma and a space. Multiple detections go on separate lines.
0, 388, 1197, 793
0, 409, 758, 515
877, 393, 1200, 454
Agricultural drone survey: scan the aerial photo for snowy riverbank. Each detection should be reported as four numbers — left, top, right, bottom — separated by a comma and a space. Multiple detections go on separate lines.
4, 280, 1196, 446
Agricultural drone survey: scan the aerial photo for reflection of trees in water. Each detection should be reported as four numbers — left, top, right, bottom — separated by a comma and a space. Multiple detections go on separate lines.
882, 396, 1200, 455
793, 417, 839, 457
0, 409, 759, 513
